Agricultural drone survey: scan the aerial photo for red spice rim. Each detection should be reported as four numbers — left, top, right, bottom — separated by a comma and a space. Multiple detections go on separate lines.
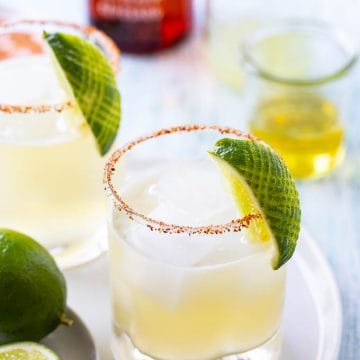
104, 124, 263, 235
0, 19, 120, 114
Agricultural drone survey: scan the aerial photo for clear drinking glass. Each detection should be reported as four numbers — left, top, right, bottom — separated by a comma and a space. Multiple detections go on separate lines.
104, 125, 286, 360
243, 20, 357, 179
0, 20, 120, 269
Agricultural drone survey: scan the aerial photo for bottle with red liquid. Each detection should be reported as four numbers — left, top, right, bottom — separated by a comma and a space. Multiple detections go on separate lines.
89, 0, 192, 53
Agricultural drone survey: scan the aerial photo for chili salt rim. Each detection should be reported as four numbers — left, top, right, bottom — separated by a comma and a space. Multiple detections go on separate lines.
0, 19, 120, 114
104, 124, 263, 235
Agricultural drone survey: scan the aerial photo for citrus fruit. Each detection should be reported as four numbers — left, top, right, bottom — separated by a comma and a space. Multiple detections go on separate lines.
0, 229, 67, 344
43, 31, 121, 156
209, 138, 301, 269
0, 342, 59, 360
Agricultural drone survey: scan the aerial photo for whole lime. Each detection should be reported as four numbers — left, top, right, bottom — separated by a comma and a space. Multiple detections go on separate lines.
0, 229, 67, 344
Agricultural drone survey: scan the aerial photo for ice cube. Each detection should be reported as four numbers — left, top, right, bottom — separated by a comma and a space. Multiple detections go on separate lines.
121, 157, 246, 268
112, 156, 258, 308
149, 159, 238, 226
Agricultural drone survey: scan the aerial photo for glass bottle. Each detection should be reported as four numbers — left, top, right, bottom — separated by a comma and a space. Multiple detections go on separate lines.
89, 0, 193, 53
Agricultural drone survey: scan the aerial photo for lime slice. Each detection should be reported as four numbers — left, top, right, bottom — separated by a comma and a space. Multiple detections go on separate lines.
0, 342, 59, 360
43, 32, 121, 156
209, 138, 301, 269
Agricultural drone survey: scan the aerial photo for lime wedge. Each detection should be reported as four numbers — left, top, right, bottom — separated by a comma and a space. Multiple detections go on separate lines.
0, 342, 59, 360
209, 138, 301, 269
43, 32, 121, 156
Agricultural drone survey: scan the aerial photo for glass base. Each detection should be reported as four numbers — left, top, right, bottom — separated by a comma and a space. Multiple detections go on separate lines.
111, 330, 281, 360
50, 225, 107, 270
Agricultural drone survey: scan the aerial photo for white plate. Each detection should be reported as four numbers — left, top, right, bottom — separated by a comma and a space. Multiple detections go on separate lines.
282, 229, 342, 360
42, 307, 98, 360
65, 229, 342, 360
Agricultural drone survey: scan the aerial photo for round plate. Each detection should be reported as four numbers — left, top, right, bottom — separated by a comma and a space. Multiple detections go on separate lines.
65, 228, 342, 360
281, 229, 342, 359
42, 307, 98, 360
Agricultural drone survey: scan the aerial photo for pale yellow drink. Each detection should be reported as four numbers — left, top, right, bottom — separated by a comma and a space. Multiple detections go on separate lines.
0, 55, 106, 269
109, 158, 285, 360
250, 92, 344, 179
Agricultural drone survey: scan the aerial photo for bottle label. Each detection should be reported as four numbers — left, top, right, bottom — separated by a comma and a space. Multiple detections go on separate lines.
95, 0, 163, 21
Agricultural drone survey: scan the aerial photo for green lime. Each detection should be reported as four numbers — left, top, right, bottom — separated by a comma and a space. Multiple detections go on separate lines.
209, 138, 301, 269
0, 342, 59, 360
0, 229, 67, 344
43, 31, 121, 156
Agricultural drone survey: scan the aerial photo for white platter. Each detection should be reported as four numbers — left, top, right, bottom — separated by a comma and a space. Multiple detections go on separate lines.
65, 228, 342, 360
281, 229, 342, 359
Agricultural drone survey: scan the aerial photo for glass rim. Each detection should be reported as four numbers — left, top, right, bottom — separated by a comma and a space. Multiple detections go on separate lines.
104, 124, 262, 236
242, 19, 358, 86
0, 19, 120, 114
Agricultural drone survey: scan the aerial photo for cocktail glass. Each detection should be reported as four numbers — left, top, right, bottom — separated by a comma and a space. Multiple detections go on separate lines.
104, 125, 286, 360
0, 20, 120, 269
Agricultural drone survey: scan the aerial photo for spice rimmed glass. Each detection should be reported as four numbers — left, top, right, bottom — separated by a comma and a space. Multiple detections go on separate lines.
104, 125, 286, 360
0, 20, 120, 269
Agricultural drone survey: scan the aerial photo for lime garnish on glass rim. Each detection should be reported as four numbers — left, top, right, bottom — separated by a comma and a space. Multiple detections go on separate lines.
0, 342, 59, 360
209, 138, 301, 270
43, 31, 121, 156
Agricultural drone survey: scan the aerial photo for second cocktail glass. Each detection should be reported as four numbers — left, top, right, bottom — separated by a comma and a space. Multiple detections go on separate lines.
0, 20, 120, 269
105, 125, 287, 360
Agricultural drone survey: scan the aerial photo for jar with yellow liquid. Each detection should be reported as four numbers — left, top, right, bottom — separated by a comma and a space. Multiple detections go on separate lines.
243, 21, 357, 179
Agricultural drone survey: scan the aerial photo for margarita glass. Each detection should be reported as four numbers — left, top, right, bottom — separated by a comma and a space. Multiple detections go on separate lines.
104, 125, 286, 360
0, 20, 120, 269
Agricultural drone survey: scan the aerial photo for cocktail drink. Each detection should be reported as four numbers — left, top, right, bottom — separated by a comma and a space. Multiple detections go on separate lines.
105, 125, 300, 360
0, 20, 120, 269
243, 21, 357, 179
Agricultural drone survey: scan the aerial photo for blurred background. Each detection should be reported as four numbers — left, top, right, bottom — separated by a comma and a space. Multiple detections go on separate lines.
1, 0, 359, 141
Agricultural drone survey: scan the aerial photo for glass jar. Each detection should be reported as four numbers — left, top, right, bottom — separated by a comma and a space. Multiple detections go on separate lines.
243, 20, 357, 179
